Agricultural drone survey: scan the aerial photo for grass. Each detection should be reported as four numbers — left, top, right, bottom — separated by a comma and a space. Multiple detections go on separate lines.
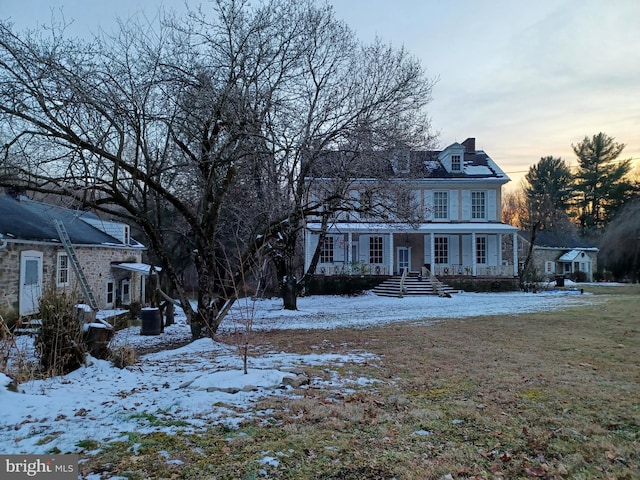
79, 285, 640, 479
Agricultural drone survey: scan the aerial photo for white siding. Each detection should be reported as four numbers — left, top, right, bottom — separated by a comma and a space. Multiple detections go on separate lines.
82, 218, 127, 244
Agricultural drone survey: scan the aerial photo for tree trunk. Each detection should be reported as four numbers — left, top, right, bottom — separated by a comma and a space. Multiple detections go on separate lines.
282, 275, 298, 310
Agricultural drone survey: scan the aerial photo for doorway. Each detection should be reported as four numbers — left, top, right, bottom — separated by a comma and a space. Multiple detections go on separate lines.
397, 247, 411, 275
19, 250, 43, 316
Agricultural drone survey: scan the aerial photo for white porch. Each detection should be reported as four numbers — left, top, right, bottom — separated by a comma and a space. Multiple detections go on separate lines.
305, 222, 519, 278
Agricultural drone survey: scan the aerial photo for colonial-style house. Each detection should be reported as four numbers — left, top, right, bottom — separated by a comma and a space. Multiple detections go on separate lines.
0, 192, 155, 319
304, 138, 519, 284
518, 230, 598, 282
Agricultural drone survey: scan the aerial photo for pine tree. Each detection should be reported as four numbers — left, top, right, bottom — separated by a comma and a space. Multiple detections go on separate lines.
524, 156, 573, 231
572, 133, 632, 233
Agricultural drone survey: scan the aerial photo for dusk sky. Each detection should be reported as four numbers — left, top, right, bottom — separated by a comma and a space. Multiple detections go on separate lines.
3, 0, 640, 188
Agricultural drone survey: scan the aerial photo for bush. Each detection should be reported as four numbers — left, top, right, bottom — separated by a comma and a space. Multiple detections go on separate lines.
109, 345, 136, 368
35, 290, 86, 376
571, 270, 588, 283
306, 275, 386, 295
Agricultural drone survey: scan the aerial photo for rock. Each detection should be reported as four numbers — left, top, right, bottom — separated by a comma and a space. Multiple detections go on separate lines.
282, 375, 310, 388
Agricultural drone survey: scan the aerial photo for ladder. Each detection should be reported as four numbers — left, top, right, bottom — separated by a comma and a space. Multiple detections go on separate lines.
54, 219, 98, 311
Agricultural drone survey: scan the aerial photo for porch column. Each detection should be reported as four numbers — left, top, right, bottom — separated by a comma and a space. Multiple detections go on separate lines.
497, 234, 503, 269
388, 233, 394, 275
471, 232, 477, 277
512, 232, 518, 276
430, 232, 435, 274
347, 232, 353, 265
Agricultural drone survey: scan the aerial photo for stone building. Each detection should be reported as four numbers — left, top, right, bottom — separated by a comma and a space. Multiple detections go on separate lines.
0, 192, 155, 320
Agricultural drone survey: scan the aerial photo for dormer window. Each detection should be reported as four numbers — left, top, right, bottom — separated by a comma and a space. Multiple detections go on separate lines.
451, 155, 461, 171
391, 148, 410, 174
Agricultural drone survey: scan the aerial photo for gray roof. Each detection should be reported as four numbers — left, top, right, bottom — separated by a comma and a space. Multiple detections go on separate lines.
306, 138, 506, 180
518, 230, 596, 249
0, 194, 141, 247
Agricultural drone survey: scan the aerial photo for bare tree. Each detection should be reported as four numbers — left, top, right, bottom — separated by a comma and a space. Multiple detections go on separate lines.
0, 0, 434, 327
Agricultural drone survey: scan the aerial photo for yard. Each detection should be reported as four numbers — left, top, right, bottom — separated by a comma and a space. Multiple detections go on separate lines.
2, 285, 639, 479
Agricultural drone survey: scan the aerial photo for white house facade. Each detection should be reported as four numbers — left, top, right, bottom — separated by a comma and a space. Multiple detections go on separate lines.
304, 138, 519, 279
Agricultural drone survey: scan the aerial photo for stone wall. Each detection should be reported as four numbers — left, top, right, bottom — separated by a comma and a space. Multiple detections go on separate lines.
0, 243, 20, 321
0, 241, 143, 320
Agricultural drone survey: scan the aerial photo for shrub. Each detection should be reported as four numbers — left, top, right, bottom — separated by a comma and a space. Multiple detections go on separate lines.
35, 290, 86, 376
109, 345, 136, 369
571, 270, 588, 283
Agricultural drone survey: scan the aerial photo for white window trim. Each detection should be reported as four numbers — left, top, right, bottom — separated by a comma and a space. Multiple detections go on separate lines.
471, 190, 487, 220
433, 191, 449, 220
56, 252, 70, 287
451, 155, 461, 171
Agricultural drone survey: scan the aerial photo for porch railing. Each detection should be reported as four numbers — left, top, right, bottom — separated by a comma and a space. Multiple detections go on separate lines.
316, 263, 515, 277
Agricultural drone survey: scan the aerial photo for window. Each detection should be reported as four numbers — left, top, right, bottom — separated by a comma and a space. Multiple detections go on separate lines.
434, 236, 448, 264
320, 236, 334, 263
451, 155, 461, 171
370, 236, 383, 264
106, 281, 115, 307
433, 191, 448, 219
471, 191, 486, 219
57, 253, 69, 286
124, 225, 131, 245
476, 236, 487, 264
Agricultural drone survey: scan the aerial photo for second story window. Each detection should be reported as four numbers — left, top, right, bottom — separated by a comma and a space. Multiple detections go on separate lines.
370, 236, 383, 264
471, 191, 486, 219
320, 236, 334, 263
57, 253, 69, 286
433, 191, 448, 219
451, 155, 461, 171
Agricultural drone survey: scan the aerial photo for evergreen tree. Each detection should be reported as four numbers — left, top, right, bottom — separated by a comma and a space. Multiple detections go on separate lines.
524, 156, 573, 231
572, 133, 632, 233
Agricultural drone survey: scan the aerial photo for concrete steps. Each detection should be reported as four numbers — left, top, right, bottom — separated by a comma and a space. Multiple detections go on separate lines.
372, 275, 456, 298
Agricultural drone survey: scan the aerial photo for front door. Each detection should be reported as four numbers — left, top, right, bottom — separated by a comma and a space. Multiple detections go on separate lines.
19, 250, 43, 316
397, 247, 411, 275
121, 279, 131, 305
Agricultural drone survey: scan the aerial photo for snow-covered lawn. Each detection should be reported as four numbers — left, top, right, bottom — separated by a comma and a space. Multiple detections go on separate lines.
1, 289, 597, 456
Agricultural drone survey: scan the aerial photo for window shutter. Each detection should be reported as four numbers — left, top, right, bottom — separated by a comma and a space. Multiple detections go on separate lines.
449, 190, 459, 220
424, 190, 434, 220
488, 190, 497, 221
461, 190, 471, 220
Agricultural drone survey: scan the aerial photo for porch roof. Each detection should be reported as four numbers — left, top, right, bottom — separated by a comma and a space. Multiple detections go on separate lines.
306, 222, 517, 235
557, 249, 591, 263
111, 262, 161, 275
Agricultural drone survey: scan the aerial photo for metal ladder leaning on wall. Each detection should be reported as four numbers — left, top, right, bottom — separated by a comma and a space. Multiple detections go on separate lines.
54, 219, 98, 311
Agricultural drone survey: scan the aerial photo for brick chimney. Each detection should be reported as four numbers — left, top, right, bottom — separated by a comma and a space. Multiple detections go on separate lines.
462, 137, 476, 153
